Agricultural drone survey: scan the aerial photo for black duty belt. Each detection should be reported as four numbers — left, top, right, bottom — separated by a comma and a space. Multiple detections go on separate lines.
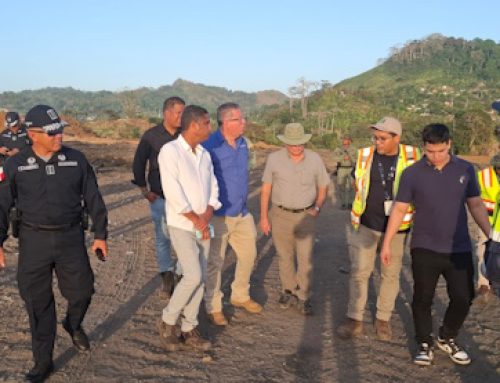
22, 220, 81, 232
276, 204, 315, 213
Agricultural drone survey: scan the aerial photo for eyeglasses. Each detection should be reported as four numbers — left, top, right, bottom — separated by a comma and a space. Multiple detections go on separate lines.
372, 134, 393, 142
224, 116, 246, 123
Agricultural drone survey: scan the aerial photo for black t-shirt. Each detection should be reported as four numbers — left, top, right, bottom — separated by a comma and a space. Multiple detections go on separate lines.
360, 151, 398, 232
131, 123, 180, 198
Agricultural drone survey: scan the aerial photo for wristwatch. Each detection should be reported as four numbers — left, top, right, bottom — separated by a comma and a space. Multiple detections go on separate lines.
314, 206, 321, 213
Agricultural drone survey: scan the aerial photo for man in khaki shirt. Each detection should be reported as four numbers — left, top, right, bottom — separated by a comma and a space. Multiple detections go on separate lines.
260, 123, 329, 315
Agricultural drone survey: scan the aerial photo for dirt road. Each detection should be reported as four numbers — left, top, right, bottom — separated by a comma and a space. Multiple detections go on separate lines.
0, 141, 499, 382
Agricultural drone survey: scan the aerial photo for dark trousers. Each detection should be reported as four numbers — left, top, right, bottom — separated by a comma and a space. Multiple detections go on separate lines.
411, 248, 474, 344
17, 225, 94, 365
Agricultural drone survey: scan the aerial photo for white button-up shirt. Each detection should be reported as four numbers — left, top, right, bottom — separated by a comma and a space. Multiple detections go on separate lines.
159, 134, 221, 231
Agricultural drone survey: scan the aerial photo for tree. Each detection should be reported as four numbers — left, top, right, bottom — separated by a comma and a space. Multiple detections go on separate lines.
288, 77, 318, 118
118, 90, 139, 118
454, 109, 494, 154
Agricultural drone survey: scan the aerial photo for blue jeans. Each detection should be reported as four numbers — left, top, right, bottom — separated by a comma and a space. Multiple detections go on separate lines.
149, 197, 175, 273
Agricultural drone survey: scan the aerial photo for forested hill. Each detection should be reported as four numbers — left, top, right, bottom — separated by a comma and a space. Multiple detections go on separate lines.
252, 35, 499, 155
337, 34, 500, 91
0, 79, 287, 119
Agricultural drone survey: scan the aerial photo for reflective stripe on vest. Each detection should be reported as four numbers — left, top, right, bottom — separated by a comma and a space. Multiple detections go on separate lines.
478, 167, 500, 223
491, 230, 500, 242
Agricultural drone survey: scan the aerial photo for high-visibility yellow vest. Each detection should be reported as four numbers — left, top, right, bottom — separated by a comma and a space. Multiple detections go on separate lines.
351, 144, 421, 231
478, 166, 499, 225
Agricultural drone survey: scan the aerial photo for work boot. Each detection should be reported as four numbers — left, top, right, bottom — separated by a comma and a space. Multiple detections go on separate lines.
296, 299, 313, 316
278, 290, 297, 309
160, 271, 175, 298
62, 319, 90, 351
181, 328, 211, 351
230, 298, 263, 314
476, 285, 491, 304
336, 317, 363, 339
374, 319, 392, 341
208, 311, 228, 326
25, 361, 54, 382
157, 319, 181, 352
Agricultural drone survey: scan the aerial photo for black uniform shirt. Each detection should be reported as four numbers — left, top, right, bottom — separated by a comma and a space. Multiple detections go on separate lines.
0, 127, 31, 164
131, 123, 180, 198
0, 145, 108, 245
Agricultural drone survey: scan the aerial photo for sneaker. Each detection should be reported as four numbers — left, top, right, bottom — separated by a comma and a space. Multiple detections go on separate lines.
336, 318, 363, 339
278, 290, 297, 309
230, 298, 263, 314
413, 342, 434, 366
436, 337, 471, 365
296, 299, 313, 316
208, 311, 228, 326
156, 319, 181, 352
181, 328, 211, 351
374, 319, 392, 341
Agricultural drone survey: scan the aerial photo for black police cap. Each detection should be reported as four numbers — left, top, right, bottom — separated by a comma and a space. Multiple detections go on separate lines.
5, 111, 20, 128
24, 105, 67, 135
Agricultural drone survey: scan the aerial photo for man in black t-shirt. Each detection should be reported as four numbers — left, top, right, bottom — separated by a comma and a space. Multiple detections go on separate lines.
381, 123, 491, 366
337, 117, 420, 342
132, 97, 185, 298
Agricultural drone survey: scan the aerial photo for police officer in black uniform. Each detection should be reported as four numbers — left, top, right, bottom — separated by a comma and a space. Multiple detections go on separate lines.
0, 105, 108, 382
0, 112, 31, 177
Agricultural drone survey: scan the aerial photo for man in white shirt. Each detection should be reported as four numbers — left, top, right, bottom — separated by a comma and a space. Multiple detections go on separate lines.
157, 105, 221, 352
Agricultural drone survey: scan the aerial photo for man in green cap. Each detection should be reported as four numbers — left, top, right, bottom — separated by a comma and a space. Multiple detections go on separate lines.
332, 135, 356, 209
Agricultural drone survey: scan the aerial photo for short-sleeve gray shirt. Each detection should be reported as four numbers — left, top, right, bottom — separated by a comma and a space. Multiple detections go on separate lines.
262, 148, 330, 209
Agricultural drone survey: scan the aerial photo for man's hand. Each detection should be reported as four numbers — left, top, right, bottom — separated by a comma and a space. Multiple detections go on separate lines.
308, 207, 320, 217
0, 247, 5, 269
201, 226, 211, 240
7, 148, 19, 157
144, 191, 158, 203
194, 215, 209, 231
380, 244, 391, 266
199, 206, 214, 223
92, 239, 108, 259
260, 217, 271, 235
0, 147, 9, 156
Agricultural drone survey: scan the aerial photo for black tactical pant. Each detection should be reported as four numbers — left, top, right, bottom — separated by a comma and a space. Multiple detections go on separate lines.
17, 225, 94, 365
411, 248, 474, 344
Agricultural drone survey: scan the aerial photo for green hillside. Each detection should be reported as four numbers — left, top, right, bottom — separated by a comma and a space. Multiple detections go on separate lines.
252, 35, 500, 155
0, 79, 287, 120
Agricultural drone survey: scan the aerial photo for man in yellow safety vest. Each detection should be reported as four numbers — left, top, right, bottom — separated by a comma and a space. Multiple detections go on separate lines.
336, 117, 420, 341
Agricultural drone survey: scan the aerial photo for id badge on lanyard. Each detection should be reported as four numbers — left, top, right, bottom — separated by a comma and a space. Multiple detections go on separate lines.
377, 156, 397, 216
384, 200, 393, 216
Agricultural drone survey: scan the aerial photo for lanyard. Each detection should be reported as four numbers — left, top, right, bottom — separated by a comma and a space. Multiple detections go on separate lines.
376, 155, 397, 201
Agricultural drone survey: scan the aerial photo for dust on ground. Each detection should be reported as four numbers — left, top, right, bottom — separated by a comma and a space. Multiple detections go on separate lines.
0, 139, 499, 382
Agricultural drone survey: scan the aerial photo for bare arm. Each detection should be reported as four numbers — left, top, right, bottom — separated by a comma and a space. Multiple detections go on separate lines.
0, 247, 5, 269
260, 183, 272, 235
467, 196, 491, 238
380, 201, 410, 266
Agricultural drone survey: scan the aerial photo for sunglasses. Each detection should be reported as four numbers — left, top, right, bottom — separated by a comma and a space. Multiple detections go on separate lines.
29, 128, 64, 137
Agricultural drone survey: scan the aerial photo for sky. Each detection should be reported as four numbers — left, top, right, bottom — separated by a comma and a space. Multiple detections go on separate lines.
0, 0, 498, 94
